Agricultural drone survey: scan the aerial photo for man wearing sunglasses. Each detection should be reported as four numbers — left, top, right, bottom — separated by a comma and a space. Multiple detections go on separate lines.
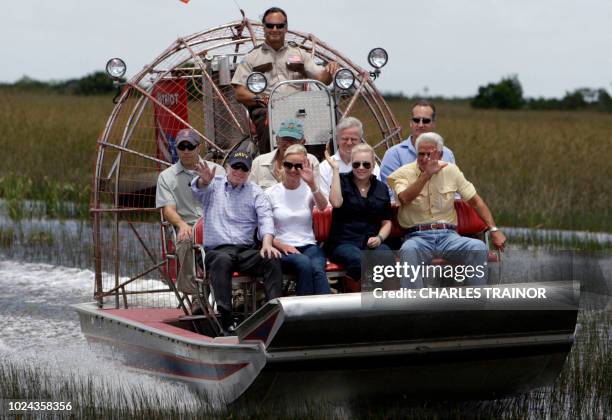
387, 132, 506, 289
155, 128, 225, 311
191, 150, 283, 334
319, 117, 382, 197
380, 100, 455, 186
249, 118, 321, 190
231, 7, 340, 153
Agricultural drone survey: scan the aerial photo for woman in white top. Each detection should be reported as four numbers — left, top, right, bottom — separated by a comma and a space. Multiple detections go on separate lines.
265, 144, 331, 295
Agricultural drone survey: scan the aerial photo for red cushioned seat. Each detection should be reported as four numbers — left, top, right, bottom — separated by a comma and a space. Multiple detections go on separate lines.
325, 261, 345, 272
194, 218, 204, 245
313, 206, 333, 243
454, 200, 488, 236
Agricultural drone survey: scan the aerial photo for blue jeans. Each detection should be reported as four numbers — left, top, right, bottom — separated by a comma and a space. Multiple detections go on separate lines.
330, 243, 392, 280
281, 244, 331, 295
399, 229, 488, 288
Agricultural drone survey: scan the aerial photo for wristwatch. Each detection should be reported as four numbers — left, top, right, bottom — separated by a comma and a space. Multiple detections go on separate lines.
489, 227, 500, 233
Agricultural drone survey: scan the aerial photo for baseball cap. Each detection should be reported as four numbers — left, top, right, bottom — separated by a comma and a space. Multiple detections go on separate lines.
227, 150, 252, 170
175, 128, 202, 146
276, 119, 304, 140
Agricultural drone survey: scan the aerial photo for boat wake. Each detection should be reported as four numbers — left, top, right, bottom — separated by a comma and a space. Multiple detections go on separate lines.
0, 259, 205, 410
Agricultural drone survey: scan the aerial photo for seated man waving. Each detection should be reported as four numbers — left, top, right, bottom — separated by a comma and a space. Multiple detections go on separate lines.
387, 132, 506, 289
191, 150, 282, 334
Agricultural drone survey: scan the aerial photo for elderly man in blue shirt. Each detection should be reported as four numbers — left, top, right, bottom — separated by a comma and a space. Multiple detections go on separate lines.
191, 150, 282, 334
380, 100, 456, 185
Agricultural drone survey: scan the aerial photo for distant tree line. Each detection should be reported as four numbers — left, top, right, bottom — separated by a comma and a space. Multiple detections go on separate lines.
471, 75, 612, 112
5, 71, 611, 112
0, 72, 123, 95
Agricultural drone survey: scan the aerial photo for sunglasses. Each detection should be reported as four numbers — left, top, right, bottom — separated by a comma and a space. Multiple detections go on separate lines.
282, 161, 303, 170
352, 161, 372, 169
264, 22, 286, 29
230, 163, 250, 172
411, 117, 432, 124
176, 142, 197, 151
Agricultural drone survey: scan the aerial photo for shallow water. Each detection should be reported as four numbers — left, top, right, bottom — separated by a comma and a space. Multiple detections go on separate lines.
0, 259, 204, 411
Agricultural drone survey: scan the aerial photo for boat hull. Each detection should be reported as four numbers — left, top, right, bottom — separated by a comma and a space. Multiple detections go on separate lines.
75, 281, 579, 403
74, 303, 265, 404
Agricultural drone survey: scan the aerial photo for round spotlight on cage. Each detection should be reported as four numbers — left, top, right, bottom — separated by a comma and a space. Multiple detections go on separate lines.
334, 68, 355, 90
367, 48, 388, 69
246, 72, 267, 94
105, 58, 127, 80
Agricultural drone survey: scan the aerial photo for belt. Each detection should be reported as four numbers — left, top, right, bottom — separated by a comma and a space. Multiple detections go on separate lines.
406, 223, 456, 234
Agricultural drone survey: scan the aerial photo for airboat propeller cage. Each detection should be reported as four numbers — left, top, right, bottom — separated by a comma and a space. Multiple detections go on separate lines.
91, 16, 401, 309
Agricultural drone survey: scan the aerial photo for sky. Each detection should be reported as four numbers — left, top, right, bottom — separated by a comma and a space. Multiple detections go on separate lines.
3, 0, 611, 98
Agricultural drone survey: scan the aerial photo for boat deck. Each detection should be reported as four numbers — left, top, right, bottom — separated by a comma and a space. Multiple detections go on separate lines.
102, 307, 239, 344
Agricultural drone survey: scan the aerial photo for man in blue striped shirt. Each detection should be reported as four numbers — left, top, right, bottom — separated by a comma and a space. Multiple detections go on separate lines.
191, 150, 282, 334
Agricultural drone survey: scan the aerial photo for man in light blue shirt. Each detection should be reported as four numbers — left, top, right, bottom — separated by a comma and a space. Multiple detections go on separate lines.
380, 101, 455, 185
191, 150, 282, 334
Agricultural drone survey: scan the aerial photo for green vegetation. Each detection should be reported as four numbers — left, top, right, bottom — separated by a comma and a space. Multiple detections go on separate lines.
472, 76, 612, 112
472, 75, 525, 110
0, 91, 610, 232
0, 91, 113, 219
1, 71, 121, 95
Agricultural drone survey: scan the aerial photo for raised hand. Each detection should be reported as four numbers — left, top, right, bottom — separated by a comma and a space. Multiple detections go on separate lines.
423, 155, 447, 176
195, 160, 216, 185
299, 157, 316, 187
324, 150, 340, 171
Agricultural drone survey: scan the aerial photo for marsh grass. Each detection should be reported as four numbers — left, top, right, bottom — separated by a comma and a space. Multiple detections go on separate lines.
1, 311, 608, 419
0, 91, 111, 220
0, 92, 610, 231
0, 219, 93, 268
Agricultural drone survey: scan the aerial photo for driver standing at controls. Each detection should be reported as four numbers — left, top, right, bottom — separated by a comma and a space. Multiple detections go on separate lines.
231, 6, 339, 154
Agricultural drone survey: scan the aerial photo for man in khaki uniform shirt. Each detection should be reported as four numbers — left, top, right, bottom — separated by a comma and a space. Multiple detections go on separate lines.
249, 118, 321, 190
387, 132, 506, 289
231, 7, 339, 153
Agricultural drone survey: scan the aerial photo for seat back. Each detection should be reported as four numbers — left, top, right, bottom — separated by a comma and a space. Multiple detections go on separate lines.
455, 200, 487, 235
194, 217, 205, 246
312, 206, 333, 243
160, 212, 178, 283
389, 205, 406, 239
312, 201, 488, 243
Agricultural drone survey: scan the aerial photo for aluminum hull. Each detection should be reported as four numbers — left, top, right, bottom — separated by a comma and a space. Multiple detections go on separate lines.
75, 281, 579, 403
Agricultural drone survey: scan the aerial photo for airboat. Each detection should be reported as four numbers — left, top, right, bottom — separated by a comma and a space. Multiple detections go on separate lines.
74, 13, 579, 404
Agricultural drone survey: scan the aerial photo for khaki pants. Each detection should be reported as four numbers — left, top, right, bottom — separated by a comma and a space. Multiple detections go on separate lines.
175, 238, 199, 295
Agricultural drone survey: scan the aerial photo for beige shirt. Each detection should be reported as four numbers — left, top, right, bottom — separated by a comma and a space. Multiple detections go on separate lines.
155, 159, 225, 225
249, 149, 321, 190
387, 161, 477, 228
232, 41, 324, 96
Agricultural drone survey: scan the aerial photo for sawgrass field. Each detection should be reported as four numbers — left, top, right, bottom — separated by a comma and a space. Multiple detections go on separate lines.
0, 91, 610, 231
